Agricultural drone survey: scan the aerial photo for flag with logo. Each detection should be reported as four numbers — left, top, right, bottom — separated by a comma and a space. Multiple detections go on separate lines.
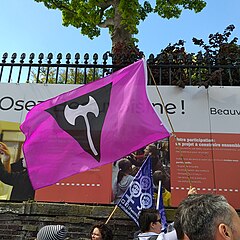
118, 156, 155, 226
20, 59, 170, 189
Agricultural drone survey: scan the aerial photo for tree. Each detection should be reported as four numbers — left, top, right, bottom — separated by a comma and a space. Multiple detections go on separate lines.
34, 0, 206, 60
192, 24, 240, 86
31, 66, 102, 84
149, 25, 239, 87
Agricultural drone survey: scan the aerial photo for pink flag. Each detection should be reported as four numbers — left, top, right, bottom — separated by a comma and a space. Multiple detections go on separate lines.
20, 59, 170, 189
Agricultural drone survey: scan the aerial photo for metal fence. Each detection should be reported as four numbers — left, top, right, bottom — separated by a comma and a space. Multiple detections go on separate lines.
0, 52, 239, 87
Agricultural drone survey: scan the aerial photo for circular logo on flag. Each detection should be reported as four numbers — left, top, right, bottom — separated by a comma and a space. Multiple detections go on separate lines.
140, 176, 152, 190
130, 181, 141, 197
140, 193, 153, 208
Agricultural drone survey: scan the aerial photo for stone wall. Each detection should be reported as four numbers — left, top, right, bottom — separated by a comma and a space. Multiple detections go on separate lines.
0, 201, 176, 240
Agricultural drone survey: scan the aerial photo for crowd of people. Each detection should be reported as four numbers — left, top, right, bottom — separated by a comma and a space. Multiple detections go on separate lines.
1, 141, 239, 240
35, 223, 113, 240
34, 192, 240, 240
112, 141, 171, 206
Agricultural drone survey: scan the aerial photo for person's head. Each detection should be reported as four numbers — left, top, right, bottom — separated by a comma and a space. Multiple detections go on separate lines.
36, 225, 67, 240
144, 144, 158, 157
117, 158, 132, 183
138, 208, 162, 234
174, 194, 240, 240
90, 223, 113, 240
161, 142, 169, 152
152, 170, 166, 188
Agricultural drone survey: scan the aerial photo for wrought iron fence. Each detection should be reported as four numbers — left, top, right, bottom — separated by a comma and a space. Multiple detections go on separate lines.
0, 52, 239, 87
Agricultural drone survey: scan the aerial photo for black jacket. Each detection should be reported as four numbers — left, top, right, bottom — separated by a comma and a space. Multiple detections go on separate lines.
0, 161, 35, 201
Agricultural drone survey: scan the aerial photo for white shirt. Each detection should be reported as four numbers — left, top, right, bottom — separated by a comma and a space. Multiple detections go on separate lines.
137, 230, 177, 240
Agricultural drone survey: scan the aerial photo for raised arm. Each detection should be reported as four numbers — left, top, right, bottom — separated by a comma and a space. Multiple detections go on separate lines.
0, 142, 11, 173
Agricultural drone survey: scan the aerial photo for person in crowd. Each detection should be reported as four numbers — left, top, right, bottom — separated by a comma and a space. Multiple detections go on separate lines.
0, 142, 11, 172
134, 208, 177, 240
144, 143, 171, 193
127, 149, 145, 167
0, 142, 35, 201
36, 225, 68, 240
90, 223, 113, 240
133, 187, 197, 240
112, 158, 134, 203
144, 144, 166, 174
174, 194, 240, 240
160, 142, 169, 167
0, 142, 13, 200
153, 170, 171, 207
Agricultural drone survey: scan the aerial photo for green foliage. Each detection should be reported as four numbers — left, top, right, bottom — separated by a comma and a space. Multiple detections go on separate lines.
154, 0, 206, 19
149, 25, 240, 87
31, 66, 102, 84
192, 24, 239, 64
34, 0, 206, 44
118, 0, 140, 35
192, 24, 240, 86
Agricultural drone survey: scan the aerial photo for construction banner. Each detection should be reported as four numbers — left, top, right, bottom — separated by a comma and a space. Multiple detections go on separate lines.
0, 84, 239, 208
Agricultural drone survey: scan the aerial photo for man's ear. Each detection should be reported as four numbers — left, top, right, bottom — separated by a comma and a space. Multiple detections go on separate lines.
218, 223, 232, 239
149, 221, 157, 231
149, 221, 155, 229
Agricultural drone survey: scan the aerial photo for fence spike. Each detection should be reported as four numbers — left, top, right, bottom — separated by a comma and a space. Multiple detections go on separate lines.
57, 53, 62, 64
2, 52, 8, 63
84, 53, 89, 64
103, 52, 109, 64
93, 53, 98, 64
66, 53, 71, 64
38, 53, 44, 64
47, 53, 53, 64
29, 53, 35, 64
148, 54, 154, 64
75, 53, 80, 64
11, 53, 17, 63
20, 53, 26, 64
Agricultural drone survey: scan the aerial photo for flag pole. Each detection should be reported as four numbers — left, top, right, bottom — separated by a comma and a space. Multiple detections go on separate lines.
147, 65, 192, 188
156, 180, 162, 210
105, 205, 118, 224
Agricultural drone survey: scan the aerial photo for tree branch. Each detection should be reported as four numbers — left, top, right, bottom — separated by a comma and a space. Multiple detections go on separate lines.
98, 18, 114, 28
96, 0, 113, 9
96, 1, 113, 21
95, 1, 114, 28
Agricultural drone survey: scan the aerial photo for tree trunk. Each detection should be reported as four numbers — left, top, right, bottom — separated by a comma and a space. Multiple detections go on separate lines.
111, 0, 140, 64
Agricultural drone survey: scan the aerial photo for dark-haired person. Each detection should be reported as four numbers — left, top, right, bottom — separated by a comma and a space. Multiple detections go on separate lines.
153, 170, 171, 207
0, 142, 34, 201
90, 223, 113, 240
174, 194, 240, 240
144, 144, 167, 175
112, 158, 134, 203
134, 208, 177, 240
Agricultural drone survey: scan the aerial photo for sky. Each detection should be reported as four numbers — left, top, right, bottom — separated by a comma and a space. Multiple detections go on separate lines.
0, 0, 239, 63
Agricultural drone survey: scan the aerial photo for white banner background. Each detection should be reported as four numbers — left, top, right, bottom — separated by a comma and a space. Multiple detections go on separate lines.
1, 84, 240, 134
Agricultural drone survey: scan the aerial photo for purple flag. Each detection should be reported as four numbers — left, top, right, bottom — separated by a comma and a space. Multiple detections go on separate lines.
20, 59, 170, 189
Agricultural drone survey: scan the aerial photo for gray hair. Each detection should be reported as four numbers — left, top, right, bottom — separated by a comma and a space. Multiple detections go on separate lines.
174, 194, 233, 240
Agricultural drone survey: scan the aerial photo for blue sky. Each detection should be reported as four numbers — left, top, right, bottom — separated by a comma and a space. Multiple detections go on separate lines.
0, 0, 239, 62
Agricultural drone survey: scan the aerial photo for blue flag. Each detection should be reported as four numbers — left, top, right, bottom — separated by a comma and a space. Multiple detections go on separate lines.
157, 181, 168, 232
118, 156, 155, 226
